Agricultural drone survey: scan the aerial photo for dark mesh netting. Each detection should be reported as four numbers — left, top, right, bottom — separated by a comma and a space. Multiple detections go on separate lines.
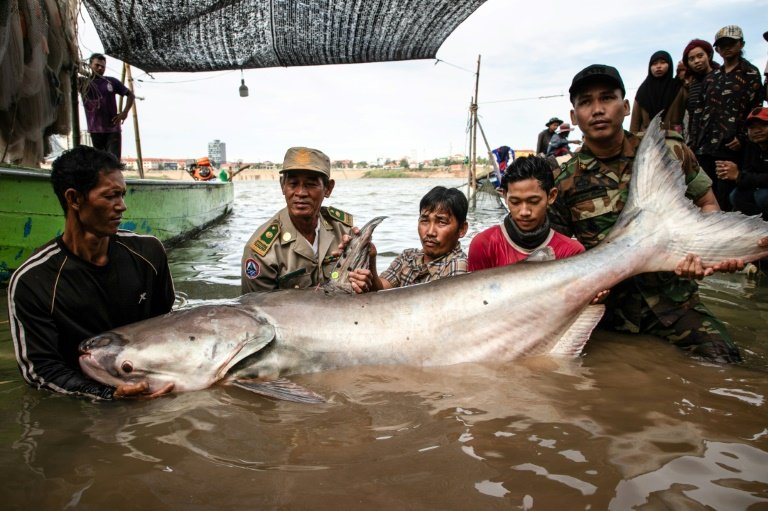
82, 0, 487, 72
0, 0, 78, 165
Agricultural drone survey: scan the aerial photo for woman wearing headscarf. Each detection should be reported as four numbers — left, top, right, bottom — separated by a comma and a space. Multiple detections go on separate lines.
629, 50, 686, 133
680, 39, 719, 149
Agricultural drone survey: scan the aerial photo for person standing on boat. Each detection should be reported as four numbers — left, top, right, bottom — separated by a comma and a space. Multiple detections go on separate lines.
80, 53, 135, 159
536, 117, 562, 155
548, 63, 767, 363
241, 147, 373, 292
546, 123, 578, 157
468, 156, 585, 271
8, 146, 175, 400
356, 186, 469, 291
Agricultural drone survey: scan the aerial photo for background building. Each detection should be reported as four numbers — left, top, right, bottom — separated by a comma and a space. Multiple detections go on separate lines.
208, 139, 226, 166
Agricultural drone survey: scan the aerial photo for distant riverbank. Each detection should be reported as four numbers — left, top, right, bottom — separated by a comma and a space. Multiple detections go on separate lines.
123, 166, 490, 181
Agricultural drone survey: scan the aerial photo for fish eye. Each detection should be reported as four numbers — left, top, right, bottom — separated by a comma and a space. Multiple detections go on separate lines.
121, 361, 134, 374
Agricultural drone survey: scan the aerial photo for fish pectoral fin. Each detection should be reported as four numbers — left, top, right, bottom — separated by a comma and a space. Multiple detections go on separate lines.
214, 322, 277, 380
550, 304, 605, 356
231, 378, 326, 404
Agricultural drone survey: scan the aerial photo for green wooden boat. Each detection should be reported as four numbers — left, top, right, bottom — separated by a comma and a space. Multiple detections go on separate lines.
0, 165, 233, 282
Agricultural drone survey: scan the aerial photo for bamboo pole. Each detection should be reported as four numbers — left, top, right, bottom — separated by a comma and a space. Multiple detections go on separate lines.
70, 67, 80, 147
124, 64, 144, 178
467, 95, 474, 198
476, 118, 500, 178
118, 64, 127, 112
471, 55, 481, 194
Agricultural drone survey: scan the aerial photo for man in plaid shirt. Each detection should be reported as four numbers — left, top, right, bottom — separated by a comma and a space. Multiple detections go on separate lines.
367, 186, 469, 289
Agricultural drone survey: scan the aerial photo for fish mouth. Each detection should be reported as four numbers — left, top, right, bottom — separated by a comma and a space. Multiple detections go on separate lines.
78, 332, 130, 384
78, 351, 109, 382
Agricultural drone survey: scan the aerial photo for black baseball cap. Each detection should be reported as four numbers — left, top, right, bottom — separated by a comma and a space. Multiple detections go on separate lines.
569, 64, 625, 101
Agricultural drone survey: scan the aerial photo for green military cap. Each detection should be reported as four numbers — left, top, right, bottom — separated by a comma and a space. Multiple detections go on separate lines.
280, 147, 331, 179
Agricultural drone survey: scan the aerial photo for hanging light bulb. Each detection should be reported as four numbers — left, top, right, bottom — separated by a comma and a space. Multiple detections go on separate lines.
239, 69, 249, 97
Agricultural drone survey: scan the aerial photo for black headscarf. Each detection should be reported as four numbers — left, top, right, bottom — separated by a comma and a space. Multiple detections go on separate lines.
634, 50, 682, 119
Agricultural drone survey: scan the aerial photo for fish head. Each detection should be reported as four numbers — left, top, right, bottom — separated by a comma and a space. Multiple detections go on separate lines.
78, 304, 276, 393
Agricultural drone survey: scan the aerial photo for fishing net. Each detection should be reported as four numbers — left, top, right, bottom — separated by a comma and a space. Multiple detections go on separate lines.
472, 176, 505, 210
81, 0, 488, 73
0, 0, 78, 166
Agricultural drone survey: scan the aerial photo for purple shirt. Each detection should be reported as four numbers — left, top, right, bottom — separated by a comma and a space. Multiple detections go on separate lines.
82, 76, 129, 133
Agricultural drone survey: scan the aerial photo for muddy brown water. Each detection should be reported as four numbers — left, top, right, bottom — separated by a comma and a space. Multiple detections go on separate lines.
1, 179, 766, 510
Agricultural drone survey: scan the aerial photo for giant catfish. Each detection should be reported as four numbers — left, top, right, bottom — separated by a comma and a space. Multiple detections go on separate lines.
79, 119, 768, 402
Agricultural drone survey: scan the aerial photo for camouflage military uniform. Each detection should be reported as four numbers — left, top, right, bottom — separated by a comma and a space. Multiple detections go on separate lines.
549, 130, 741, 362
241, 206, 354, 293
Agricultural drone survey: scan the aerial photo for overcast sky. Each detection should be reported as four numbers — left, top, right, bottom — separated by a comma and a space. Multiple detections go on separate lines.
76, 0, 768, 164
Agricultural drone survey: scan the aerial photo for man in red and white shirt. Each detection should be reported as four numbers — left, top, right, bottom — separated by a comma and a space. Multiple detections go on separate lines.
468, 156, 584, 271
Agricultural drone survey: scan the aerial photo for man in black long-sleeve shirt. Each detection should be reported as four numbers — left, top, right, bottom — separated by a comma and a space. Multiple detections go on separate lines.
8, 146, 176, 400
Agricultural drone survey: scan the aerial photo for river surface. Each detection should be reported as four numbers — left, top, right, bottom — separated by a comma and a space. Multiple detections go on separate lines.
1, 178, 767, 510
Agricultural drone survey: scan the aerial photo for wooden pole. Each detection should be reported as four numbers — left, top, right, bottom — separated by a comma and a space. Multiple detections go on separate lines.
124, 64, 144, 178
466, 54, 481, 209
70, 67, 80, 147
118, 64, 127, 112
229, 163, 251, 180
467, 95, 474, 198
477, 118, 500, 179
471, 55, 481, 192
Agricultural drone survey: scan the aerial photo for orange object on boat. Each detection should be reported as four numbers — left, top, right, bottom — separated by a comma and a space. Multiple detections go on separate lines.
196, 156, 211, 167
191, 167, 214, 181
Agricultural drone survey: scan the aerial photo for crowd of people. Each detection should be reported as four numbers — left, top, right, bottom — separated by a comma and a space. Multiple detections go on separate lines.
538, 25, 768, 217
7, 25, 768, 401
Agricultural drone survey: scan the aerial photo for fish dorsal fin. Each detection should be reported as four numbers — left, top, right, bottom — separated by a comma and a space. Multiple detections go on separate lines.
550, 304, 605, 356
232, 378, 326, 403
321, 216, 387, 295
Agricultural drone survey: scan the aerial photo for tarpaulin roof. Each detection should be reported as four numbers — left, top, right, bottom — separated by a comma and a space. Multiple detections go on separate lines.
82, 0, 488, 73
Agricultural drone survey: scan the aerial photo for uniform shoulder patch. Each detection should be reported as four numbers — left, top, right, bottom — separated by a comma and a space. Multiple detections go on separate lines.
325, 206, 353, 227
249, 222, 280, 256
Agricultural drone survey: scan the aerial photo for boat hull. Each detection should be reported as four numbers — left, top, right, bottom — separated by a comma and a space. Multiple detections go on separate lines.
0, 166, 233, 282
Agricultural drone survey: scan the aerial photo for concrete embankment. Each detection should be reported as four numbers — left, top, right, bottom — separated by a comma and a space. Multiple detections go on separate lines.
124, 167, 481, 181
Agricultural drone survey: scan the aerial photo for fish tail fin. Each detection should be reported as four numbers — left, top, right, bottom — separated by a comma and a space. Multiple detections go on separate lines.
606, 115, 768, 272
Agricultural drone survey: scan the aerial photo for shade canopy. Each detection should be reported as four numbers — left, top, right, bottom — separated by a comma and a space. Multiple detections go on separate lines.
83, 0, 488, 73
